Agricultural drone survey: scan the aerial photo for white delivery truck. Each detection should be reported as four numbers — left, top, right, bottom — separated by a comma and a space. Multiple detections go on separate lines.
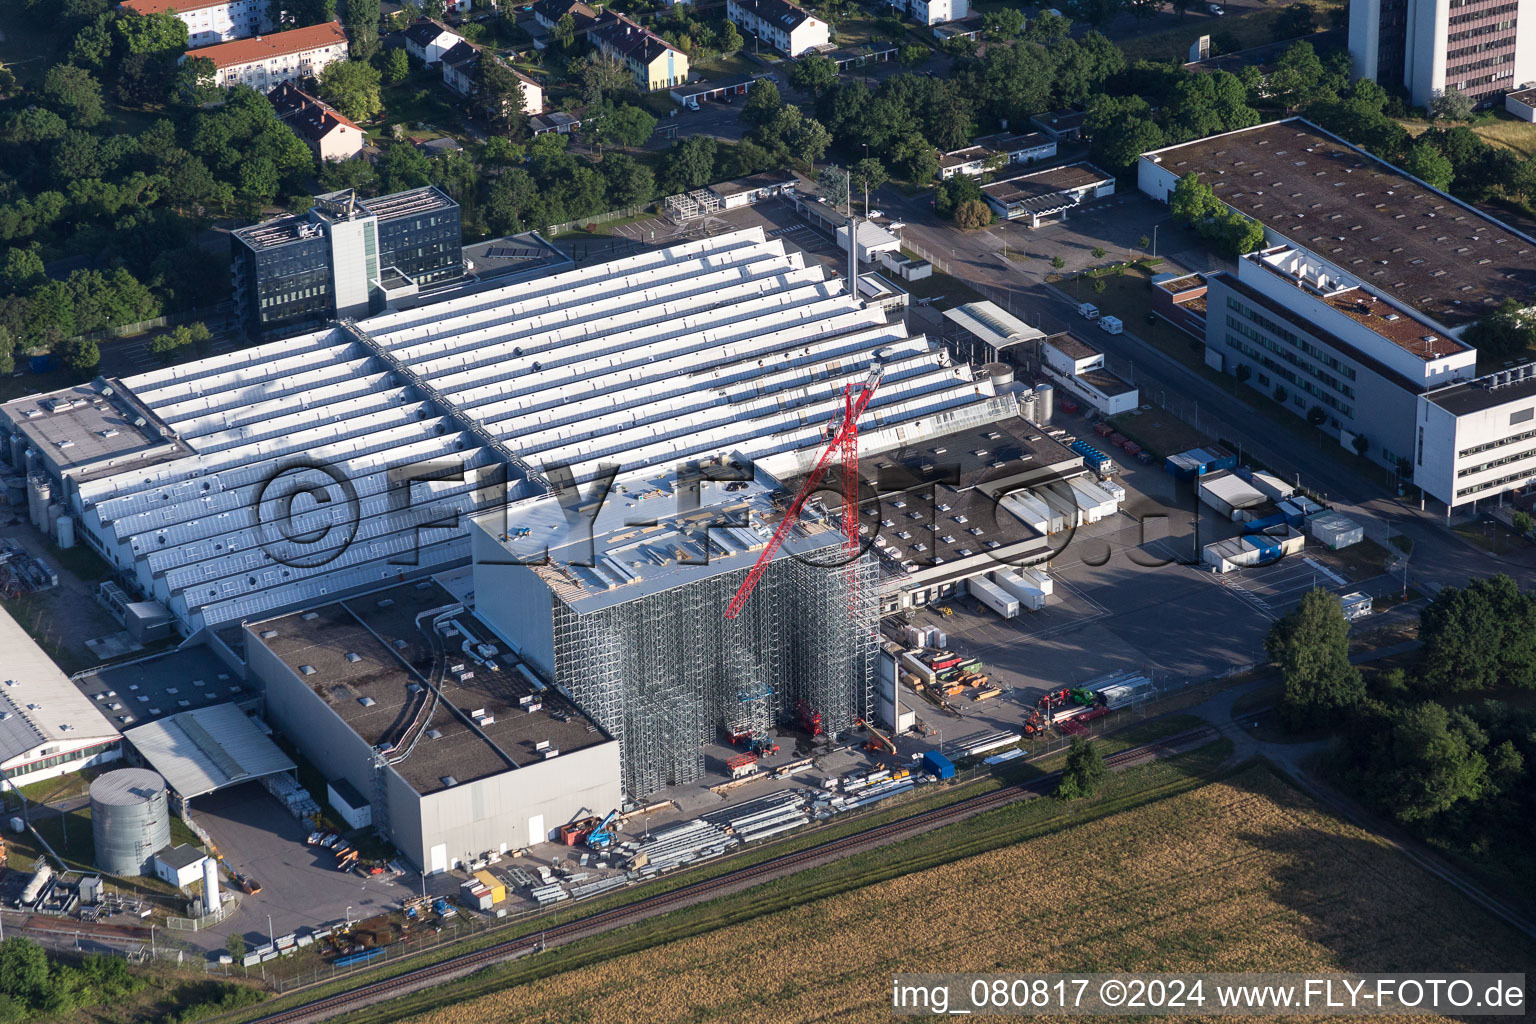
1098, 315, 1123, 335
1077, 302, 1100, 320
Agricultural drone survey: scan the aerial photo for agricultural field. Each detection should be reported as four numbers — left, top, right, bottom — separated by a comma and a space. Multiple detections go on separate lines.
395, 764, 1533, 1024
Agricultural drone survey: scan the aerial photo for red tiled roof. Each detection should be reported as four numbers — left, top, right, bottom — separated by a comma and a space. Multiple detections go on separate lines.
123, 0, 228, 14
267, 81, 361, 141
186, 21, 347, 69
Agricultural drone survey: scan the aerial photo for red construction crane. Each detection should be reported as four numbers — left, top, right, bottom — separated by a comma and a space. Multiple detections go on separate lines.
724, 362, 883, 620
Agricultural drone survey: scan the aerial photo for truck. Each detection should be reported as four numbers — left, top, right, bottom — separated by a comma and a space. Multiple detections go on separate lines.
1098, 315, 1124, 335
968, 576, 1019, 619
1077, 302, 1100, 320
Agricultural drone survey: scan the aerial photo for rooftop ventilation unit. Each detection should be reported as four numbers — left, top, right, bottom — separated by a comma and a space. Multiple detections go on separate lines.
441, 775, 457, 787
299, 665, 316, 675
260, 629, 278, 639
358, 696, 375, 707
345, 652, 361, 663
426, 729, 442, 739
301, 612, 319, 620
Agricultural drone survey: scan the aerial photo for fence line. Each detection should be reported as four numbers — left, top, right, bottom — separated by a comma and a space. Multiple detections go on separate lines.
543, 203, 650, 238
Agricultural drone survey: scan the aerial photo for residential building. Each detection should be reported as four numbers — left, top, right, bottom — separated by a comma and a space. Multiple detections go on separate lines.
230, 185, 462, 336
589, 14, 689, 90
532, 0, 600, 32
1349, 0, 1535, 107
186, 21, 348, 92
726, 0, 829, 57
888, 0, 969, 25
121, 0, 272, 48
982, 163, 1116, 226
442, 41, 543, 114
1205, 246, 1477, 475
267, 81, 364, 162
1138, 118, 1536, 332
0, 605, 121, 788
1417, 364, 1536, 508
403, 19, 463, 66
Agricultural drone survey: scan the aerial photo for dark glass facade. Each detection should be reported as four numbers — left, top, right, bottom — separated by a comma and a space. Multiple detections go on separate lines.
232, 231, 333, 336
378, 205, 463, 285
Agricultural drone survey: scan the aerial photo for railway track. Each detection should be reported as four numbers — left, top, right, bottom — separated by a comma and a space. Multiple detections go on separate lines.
249, 726, 1218, 1024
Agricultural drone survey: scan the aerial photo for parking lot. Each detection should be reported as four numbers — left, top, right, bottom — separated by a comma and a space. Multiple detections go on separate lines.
192, 783, 435, 950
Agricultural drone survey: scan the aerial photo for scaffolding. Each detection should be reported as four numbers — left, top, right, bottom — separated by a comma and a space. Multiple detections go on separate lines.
663, 189, 721, 224
549, 552, 877, 799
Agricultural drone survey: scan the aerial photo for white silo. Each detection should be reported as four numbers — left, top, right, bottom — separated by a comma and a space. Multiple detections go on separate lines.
202, 857, 221, 913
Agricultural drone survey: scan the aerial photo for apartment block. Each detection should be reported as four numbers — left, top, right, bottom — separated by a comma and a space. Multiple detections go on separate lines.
122, 0, 272, 48
726, 0, 829, 56
187, 21, 349, 92
1349, 0, 1536, 107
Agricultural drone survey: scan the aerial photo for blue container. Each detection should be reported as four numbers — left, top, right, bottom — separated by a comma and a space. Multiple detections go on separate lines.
922, 751, 956, 780
1249, 535, 1281, 560
1242, 512, 1286, 534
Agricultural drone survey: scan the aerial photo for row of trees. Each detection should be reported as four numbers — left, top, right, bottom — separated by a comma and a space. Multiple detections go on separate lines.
0, 937, 144, 1020
1267, 583, 1536, 863
1167, 172, 1266, 256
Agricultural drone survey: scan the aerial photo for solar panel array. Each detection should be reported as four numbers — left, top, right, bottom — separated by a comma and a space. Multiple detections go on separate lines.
77, 229, 995, 631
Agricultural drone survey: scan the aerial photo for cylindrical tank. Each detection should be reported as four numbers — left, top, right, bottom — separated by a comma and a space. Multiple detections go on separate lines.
21, 863, 52, 905
1034, 383, 1055, 424
7, 433, 24, 472
5, 479, 23, 508
202, 857, 221, 913
1018, 389, 1037, 423
90, 768, 171, 876
982, 362, 1015, 388
46, 502, 62, 538
57, 516, 75, 549
27, 475, 49, 531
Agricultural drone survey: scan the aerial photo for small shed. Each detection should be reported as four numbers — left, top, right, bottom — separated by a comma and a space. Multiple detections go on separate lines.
327, 778, 372, 830
1339, 591, 1373, 621
1309, 512, 1364, 550
152, 844, 208, 889
1247, 471, 1295, 503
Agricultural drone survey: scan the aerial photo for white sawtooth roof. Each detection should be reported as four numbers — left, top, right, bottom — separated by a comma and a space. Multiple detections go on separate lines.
69, 228, 994, 630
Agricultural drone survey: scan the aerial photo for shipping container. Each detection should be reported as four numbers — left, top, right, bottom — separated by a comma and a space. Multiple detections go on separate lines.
922, 751, 956, 779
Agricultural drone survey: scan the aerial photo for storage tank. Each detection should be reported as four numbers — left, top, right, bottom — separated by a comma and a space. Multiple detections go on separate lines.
46, 503, 62, 538
57, 515, 74, 549
982, 362, 1014, 388
8, 434, 24, 472
5, 478, 24, 508
1018, 389, 1038, 423
27, 475, 49, 531
202, 857, 221, 914
90, 768, 171, 876
20, 863, 52, 905
1034, 383, 1054, 424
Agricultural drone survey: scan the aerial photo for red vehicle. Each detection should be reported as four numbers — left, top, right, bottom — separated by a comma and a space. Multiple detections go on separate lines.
1059, 399, 1080, 414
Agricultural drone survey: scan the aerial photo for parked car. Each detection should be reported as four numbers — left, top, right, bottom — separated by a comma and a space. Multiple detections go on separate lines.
1208, 3, 1225, 13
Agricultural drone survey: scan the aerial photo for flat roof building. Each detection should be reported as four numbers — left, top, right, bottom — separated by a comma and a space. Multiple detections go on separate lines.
1138, 118, 1536, 332
231, 185, 462, 336
983, 163, 1116, 226
246, 580, 621, 871
1418, 363, 1536, 508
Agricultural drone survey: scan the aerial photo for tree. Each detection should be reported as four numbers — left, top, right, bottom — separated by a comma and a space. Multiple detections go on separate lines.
1234, 363, 1252, 386
553, 12, 576, 49
0, 939, 50, 1007
1265, 588, 1366, 730
115, 9, 188, 56
718, 19, 743, 54
2, 247, 45, 291
983, 7, 1025, 38
1138, 234, 1151, 250
818, 165, 851, 209
42, 64, 105, 128
475, 58, 532, 134
61, 335, 101, 375
572, 53, 633, 107
1401, 140, 1454, 191
660, 135, 716, 192
1429, 86, 1473, 121
270, 0, 336, 28
344, 0, 381, 58
1513, 510, 1535, 536
1377, 702, 1490, 822
1055, 738, 1107, 800
954, 199, 991, 229
851, 157, 888, 200
899, 44, 927, 67
742, 79, 784, 127
379, 46, 408, 84
377, 140, 432, 193
1050, 255, 1065, 270
603, 152, 654, 206
225, 933, 247, 961
1273, 1, 1315, 40
790, 53, 839, 96
148, 321, 211, 360
1463, 299, 1536, 364
173, 55, 219, 106
1419, 575, 1536, 691
319, 60, 383, 122
1090, 245, 1106, 260
602, 103, 657, 148
1030, 7, 1075, 38
1306, 404, 1327, 427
